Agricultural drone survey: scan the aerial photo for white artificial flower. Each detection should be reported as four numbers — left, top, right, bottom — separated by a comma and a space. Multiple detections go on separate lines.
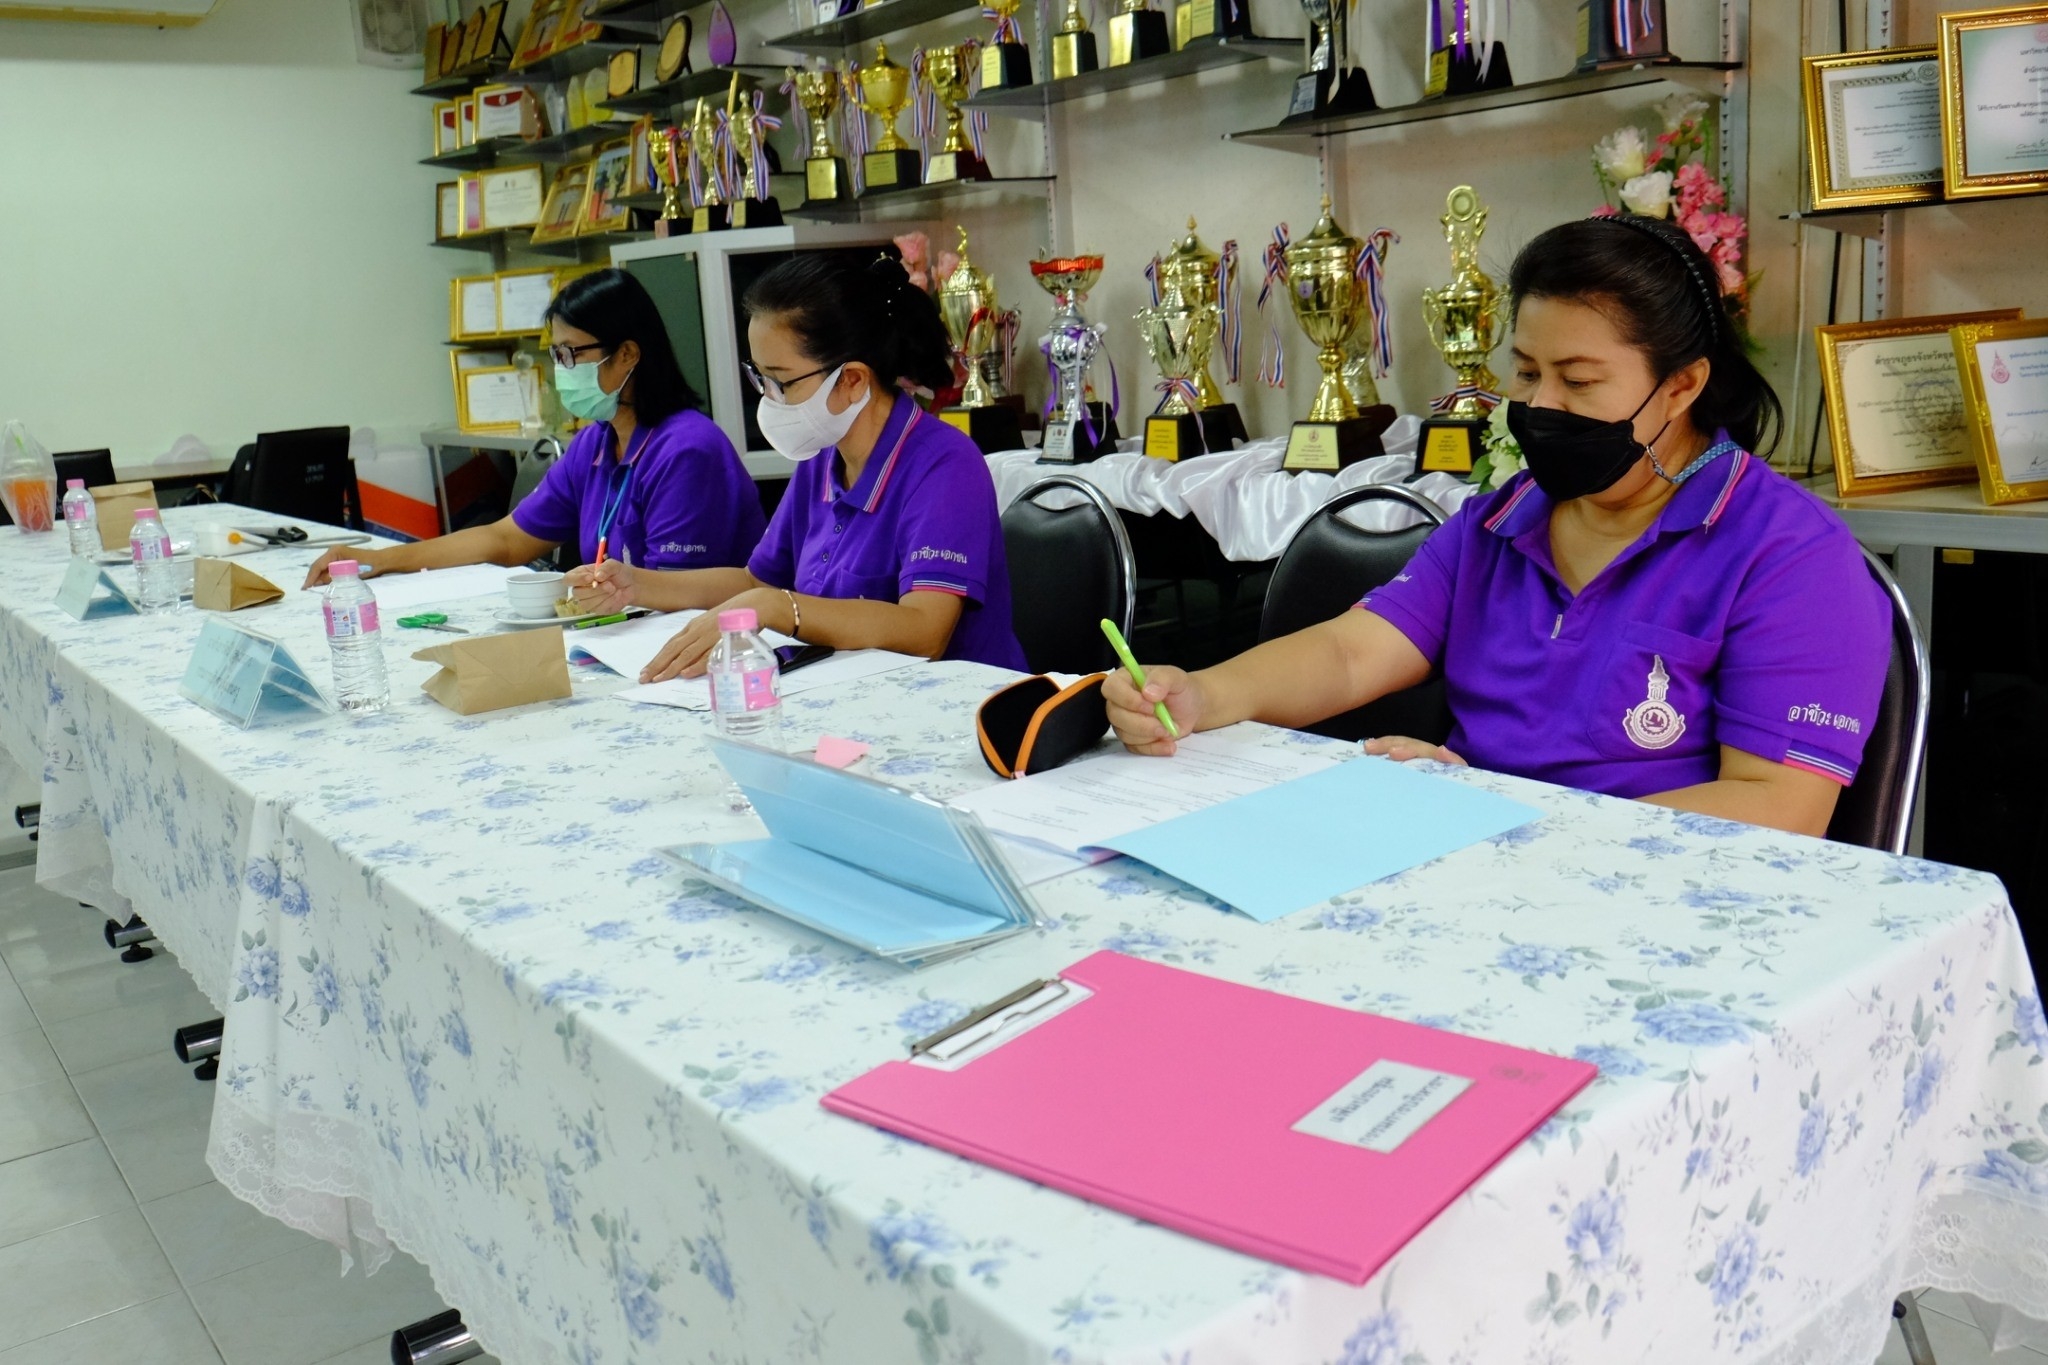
1659, 92, 1709, 131
1618, 170, 1675, 218
1593, 127, 1650, 184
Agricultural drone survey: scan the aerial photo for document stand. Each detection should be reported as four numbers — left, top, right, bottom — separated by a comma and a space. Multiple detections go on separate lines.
53, 557, 138, 621
179, 618, 333, 729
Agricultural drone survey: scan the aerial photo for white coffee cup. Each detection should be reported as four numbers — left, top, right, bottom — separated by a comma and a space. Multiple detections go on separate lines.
505, 571, 567, 619
195, 527, 234, 557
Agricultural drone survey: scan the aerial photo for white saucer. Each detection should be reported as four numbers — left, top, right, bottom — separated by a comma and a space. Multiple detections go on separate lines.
495, 607, 607, 628
96, 542, 192, 565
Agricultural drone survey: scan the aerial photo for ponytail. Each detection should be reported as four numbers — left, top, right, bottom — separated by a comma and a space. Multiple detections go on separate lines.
743, 252, 955, 394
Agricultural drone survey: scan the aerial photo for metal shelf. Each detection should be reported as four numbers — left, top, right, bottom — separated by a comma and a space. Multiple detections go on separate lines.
419, 140, 512, 169
431, 236, 501, 253
965, 36, 1295, 118
413, 59, 511, 98
787, 174, 1052, 219
1227, 59, 1740, 150
507, 37, 640, 85
603, 64, 786, 113
585, 0, 699, 33
519, 122, 634, 158
765, 0, 977, 54
617, 171, 803, 212
1781, 192, 2042, 239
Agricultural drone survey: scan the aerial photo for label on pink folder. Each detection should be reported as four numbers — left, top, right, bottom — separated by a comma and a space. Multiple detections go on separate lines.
1293, 1059, 1473, 1153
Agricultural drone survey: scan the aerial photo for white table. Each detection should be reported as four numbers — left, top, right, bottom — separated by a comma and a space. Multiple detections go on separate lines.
1, 508, 2045, 1365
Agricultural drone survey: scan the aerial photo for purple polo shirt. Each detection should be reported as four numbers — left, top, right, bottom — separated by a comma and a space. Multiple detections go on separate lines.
1360, 437, 1890, 797
748, 391, 1028, 671
511, 407, 764, 570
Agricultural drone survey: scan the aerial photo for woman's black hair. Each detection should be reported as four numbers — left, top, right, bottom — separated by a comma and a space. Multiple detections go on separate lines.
1507, 215, 1782, 456
543, 268, 701, 428
741, 252, 955, 394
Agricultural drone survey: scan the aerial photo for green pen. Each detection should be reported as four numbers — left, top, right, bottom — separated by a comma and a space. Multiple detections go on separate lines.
1099, 618, 1180, 740
571, 611, 634, 629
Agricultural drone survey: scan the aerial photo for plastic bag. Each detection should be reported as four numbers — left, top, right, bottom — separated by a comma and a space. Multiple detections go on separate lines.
0, 420, 57, 532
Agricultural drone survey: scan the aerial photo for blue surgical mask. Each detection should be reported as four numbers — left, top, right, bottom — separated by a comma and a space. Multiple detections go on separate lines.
556, 355, 633, 421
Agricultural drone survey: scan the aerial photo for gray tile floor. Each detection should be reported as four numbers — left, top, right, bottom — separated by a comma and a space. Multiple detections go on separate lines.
0, 865, 2038, 1365
0, 867, 496, 1365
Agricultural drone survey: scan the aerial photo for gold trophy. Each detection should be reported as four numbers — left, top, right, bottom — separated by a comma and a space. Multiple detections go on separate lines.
1279, 197, 1396, 473
789, 62, 851, 205
1049, 0, 1098, 78
1032, 252, 1117, 463
1178, 0, 1252, 44
725, 73, 783, 228
1282, 0, 1377, 122
854, 43, 921, 192
1417, 185, 1505, 477
981, 0, 1033, 89
936, 229, 1025, 453
1136, 218, 1246, 461
921, 44, 991, 182
1107, 0, 1169, 66
687, 97, 730, 232
648, 125, 689, 236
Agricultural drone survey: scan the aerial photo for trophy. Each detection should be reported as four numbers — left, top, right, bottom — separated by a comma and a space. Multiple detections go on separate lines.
648, 124, 690, 236
1049, 0, 1098, 78
1277, 198, 1397, 473
1137, 219, 1247, 461
725, 74, 784, 228
687, 98, 730, 232
1575, 0, 1669, 69
1417, 185, 1505, 477
788, 63, 851, 205
854, 43, 921, 192
921, 44, 991, 182
1032, 252, 1118, 463
1107, 0, 1170, 66
936, 229, 1026, 453
1283, 0, 1377, 121
981, 0, 1033, 89
1178, 0, 1253, 44
1425, 0, 1512, 97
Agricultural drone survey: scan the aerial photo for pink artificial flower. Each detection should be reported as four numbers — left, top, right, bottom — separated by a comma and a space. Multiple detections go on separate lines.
1716, 258, 1746, 296
1673, 162, 1725, 217
894, 231, 931, 290
1590, 204, 1621, 218
934, 249, 960, 285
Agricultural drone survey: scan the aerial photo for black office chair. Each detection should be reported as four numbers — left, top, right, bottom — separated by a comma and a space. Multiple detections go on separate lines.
1257, 483, 1453, 744
1826, 546, 1931, 856
1002, 475, 1137, 675
230, 426, 361, 529
53, 448, 116, 489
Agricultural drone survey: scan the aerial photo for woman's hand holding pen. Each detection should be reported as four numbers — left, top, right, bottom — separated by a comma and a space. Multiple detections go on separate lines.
566, 559, 634, 614
1103, 666, 1203, 757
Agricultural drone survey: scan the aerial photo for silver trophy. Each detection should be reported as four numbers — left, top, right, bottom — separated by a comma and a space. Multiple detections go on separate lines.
1030, 252, 1111, 463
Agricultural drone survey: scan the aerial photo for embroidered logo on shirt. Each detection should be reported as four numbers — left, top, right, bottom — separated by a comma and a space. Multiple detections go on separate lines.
911, 546, 969, 565
1622, 655, 1687, 750
657, 541, 706, 556
1786, 702, 1863, 735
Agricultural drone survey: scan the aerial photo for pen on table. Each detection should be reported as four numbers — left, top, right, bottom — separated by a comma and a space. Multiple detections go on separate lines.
1099, 617, 1180, 740
571, 611, 635, 629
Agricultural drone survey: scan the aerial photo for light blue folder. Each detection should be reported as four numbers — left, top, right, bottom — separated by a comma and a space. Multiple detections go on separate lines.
658, 739, 1042, 967
1099, 756, 1541, 923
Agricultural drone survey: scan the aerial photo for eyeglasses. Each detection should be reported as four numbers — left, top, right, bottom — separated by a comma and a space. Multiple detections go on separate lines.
742, 360, 833, 402
549, 341, 609, 370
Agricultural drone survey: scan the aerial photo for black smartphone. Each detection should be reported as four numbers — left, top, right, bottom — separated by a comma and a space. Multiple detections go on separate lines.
775, 643, 836, 674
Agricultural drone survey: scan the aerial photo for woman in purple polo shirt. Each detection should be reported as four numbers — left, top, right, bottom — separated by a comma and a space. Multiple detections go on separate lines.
305, 270, 763, 587
1106, 215, 1890, 838
567, 254, 1028, 678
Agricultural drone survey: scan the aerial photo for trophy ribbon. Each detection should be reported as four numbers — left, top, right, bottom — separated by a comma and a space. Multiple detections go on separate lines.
1428, 383, 1503, 415
1143, 256, 1162, 308
1611, 0, 1651, 54
963, 40, 989, 158
909, 48, 937, 163
748, 88, 782, 195
779, 75, 811, 154
1153, 375, 1204, 419
1355, 227, 1399, 379
712, 110, 741, 200
981, 3, 1022, 41
1256, 223, 1291, 388
1218, 239, 1243, 385
1478, 0, 1507, 81
1039, 337, 1120, 443
680, 123, 704, 207
997, 308, 1019, 390
840, 64, 870, 193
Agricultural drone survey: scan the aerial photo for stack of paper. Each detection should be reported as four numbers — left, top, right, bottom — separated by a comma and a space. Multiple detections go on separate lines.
364, 564, 522, 614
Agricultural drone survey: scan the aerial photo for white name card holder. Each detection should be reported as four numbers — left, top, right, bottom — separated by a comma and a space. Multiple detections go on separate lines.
54, 556, 138, 620
178, 617, 333, 728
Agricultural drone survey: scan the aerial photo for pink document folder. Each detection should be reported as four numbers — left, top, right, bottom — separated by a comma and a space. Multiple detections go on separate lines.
823, 951, 1596, 1283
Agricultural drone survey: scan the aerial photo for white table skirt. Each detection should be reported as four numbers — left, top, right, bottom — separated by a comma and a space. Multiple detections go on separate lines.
1, 509, 2045, 1365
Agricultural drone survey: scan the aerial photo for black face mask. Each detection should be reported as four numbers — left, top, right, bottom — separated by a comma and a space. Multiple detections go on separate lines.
1506, 388, 1670, 502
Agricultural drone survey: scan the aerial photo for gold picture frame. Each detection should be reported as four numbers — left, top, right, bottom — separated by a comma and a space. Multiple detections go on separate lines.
555, 0, 606, 53
479, 163, 547, 231
608, 47, 640, 99
512, 0, 566, 69
451, 275, 503, 341
458, 95, 477, 147
452, 356, 529, 434
532, 161, 594, 245
496, 267, 561, 336
578, 138, 634, 236
626, 114, 656, 195
1801, 47, 1945, 211
474, 1, 509, 62
440, 24, 466, 77
456, 172, 487, 237
472, 83, 528, 142
435, 181, 461, 242
423, 21, 446, 82
1939, 4, 2048, 200
433, 99, 459, 157
656, 14, 692, 81
1952, 315, 2048, 504
455, 6, 486, 68
1818, 308, 2024, 497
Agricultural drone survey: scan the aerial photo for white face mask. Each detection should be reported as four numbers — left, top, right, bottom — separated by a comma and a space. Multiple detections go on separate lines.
756, 364, 870, 461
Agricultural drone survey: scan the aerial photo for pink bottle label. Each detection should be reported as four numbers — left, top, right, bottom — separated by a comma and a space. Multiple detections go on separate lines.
741, 667, 778, 711
324, 601, 379, 638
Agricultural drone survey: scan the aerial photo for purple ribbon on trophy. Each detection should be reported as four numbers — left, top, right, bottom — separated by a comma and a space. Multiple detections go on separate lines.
1143, 256, 1162, 308
679, 122, 704, 207
748, 88, 782, 196
1218, 238, 1242, 386
841, 63, 869, 194
712, 110, 741, 199
1256, 223, 1290, 389
1355, 226, 1399, 379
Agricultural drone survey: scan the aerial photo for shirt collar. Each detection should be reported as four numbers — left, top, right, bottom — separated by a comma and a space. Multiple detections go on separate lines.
826, 390, 917, 514
589, 421, 652, 469
1484, 430, 1749, 539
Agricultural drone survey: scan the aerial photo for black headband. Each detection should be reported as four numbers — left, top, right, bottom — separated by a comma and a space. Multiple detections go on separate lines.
1594, 213, 1725, 348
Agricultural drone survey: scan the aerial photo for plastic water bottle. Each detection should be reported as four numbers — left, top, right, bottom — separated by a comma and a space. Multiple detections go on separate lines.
129, 509, 178, 615
707, 608, 782, 811
61, 480, 97, 557
322, 560, 390, 714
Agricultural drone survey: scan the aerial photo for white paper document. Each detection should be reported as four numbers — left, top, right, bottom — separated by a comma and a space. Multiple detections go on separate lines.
949, 729, 1346, 858
569, 610, 797, 681
612, 648, 924, 710
365, 564, 523, 614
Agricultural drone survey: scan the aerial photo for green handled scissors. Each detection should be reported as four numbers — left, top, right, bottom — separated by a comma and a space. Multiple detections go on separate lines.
397, 612, 468, 634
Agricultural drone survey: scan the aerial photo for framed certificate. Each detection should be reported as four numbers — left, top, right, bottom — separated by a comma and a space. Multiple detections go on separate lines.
1818, 309, 2024, 497
457, 172, 487, 236
497, 268, 559, 335
458, 95, 477, 147
1940, 4, 2048, 199
1802, 48, 1945, 210
433, 100, 459, 156
532, 161, 593, 245
1952, 316, 2048, 504
556, 0, 606, 52
479, 164, 546, 230
435, 181, 461, 241
579, 138, 634, 235
626, 114, 656, 194
454, 361, 529, 433
512, 0, 565, 69
473, 84, 527, 141
451, 275, 502, 340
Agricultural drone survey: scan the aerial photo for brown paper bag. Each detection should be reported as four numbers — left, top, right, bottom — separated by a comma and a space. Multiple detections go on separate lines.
414, 626, 572, 715
193, 559, 283, 612
89, 481, 159, 551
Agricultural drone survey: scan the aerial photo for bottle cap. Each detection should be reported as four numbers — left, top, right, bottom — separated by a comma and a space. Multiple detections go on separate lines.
135, 508, 159, 519
718, 608, 758, 632
65, 479, 84, 490
329, 560, 360, 578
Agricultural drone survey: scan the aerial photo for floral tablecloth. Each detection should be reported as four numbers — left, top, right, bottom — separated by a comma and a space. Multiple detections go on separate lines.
2, 509, 2046, 1365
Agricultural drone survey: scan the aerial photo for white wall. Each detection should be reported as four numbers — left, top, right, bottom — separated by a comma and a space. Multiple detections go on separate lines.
0, 0, 460, 465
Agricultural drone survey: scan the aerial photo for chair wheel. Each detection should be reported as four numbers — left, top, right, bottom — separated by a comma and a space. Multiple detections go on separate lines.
120, 944, 155, 963
192, 1057, 218, 1082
